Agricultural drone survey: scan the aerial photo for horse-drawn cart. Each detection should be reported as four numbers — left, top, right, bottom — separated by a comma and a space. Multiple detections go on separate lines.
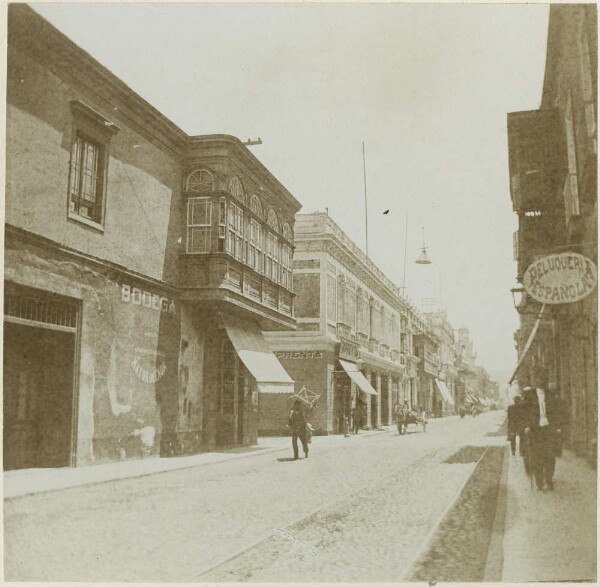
396, 409, 428, 434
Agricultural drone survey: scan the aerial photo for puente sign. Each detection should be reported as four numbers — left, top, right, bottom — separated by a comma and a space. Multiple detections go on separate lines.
523, 252, 597, 304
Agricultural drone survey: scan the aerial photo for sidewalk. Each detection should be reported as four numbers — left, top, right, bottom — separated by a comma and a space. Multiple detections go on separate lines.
3, 428, 386, 499
501, 448, 597, 582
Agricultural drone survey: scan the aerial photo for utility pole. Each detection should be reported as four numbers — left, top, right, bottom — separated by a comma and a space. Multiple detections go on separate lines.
402, 213, 408, 295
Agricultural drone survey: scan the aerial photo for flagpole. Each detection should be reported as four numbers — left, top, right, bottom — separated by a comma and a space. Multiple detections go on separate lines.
362, 142, 369, 256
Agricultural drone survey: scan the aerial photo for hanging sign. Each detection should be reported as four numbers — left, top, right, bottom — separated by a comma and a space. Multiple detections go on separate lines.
523, 253, 597, 304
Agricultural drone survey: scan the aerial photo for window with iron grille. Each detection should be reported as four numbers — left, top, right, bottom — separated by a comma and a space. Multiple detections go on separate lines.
69, 134, 105, 223
68, 101, 119, 228
187, 197, 212, 253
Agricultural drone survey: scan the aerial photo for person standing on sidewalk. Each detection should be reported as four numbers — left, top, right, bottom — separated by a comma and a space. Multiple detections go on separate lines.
288, 400, 309, 460
507, 395, 522, 456
522, 372, 564, 491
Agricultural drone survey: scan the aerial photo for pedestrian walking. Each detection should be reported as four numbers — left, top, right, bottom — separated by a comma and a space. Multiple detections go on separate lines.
522, 371, 565, 491
351, 404, 359, 434
288, 400, 309, 460
393, 402, 404, 435
507, 395, 522, 456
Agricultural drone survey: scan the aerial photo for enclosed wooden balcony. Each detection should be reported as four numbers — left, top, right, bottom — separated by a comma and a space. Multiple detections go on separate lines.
179, 182, 296, 331
507, 109, 567, 214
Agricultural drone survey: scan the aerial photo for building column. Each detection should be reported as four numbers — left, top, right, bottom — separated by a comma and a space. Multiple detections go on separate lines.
375, 371, 382, 428
327, 363, 335, 434
387, 374, 393, 425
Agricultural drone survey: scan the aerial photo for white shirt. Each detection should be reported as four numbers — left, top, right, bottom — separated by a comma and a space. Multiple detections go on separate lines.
536, 388, 550, 427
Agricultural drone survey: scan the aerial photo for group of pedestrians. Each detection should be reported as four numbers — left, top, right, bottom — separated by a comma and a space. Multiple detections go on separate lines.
507, 369, 567, 491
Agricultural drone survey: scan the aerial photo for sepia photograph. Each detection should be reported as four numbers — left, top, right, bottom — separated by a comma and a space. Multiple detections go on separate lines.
3, 1, 598, 583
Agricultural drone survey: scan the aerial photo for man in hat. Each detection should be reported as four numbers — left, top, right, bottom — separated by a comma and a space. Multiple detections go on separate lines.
507, 394, 523, 456
288, 399, 309, 460
522, 371, 565, 491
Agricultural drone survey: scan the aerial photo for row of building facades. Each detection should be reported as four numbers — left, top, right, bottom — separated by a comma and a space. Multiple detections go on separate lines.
507, 4, 597, 466
4, 5, 498, 471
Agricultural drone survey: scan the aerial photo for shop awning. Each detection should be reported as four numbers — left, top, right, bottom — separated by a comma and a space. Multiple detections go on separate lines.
339, 359, 377, 396
222, 314, 294, 394
435, 379, 455, 406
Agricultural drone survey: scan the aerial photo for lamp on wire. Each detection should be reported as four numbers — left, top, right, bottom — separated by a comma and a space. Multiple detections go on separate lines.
415, 227, 432, 265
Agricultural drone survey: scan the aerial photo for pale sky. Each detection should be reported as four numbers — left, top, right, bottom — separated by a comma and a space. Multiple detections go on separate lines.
31, 2, 550, 375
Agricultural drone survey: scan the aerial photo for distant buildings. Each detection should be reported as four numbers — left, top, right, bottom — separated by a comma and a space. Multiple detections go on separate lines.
507, 5, 597, 463
265, 212, 425, 434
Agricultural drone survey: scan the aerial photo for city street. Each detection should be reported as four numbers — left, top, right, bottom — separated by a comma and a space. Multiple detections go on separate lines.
6, 412, 505, 582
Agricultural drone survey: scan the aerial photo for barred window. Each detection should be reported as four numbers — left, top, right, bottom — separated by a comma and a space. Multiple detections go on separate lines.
187, 197, 212, 253
69, 134, 105, 223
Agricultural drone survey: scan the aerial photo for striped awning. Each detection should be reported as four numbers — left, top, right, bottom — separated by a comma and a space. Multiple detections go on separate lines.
435, 379, 455, 406
222, 314, 294, 394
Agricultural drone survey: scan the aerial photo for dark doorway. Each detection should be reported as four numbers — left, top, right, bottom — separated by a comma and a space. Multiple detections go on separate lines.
4, 322, 76, 470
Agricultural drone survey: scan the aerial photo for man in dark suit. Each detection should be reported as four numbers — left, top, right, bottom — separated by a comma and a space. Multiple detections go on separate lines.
522, 372, 565, 491
288, 400, 309, 460
507, 395, 523, 456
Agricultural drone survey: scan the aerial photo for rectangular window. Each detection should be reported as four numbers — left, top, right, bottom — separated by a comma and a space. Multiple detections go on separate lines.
564, 94, 581, 217
327, 275, 337, 323
69, 134, 105, 223
265, 232, 278, 282
187, 197, 212, 253
249, 219, 264, 273
227, 202, 244, 261
346, 287, 356, 331
281, 244, 293, 290
68, 101, 119, 229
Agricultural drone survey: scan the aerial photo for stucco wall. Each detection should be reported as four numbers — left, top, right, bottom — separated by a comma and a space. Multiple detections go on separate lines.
5, 239, 181, 465
6, 44, 182, 284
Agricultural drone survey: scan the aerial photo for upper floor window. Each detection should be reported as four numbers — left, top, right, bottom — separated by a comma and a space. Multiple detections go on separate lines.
186, 169, 214, 193
282, 221, 293, 242
69, 135, 104, 223
227, 201, 244, 261
187, 197, 212, 253
267, 208, 280, 233
250, 194, 263, 219
265, 232, 279, 282
249, 219, 263, 273
68, 101, 119, 229
281, 244, 293, 290
229, 177, 245, 203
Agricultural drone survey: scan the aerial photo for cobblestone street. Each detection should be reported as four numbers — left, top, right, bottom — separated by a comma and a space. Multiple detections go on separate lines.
6, 413, 502, 582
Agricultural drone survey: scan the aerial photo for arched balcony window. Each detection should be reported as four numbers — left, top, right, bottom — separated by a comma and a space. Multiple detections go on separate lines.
249, 194, 263, 219
229, 176, 245, 203
282, 221, 293, 242
266, 208, 280, 232
186, 169, 214, 193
